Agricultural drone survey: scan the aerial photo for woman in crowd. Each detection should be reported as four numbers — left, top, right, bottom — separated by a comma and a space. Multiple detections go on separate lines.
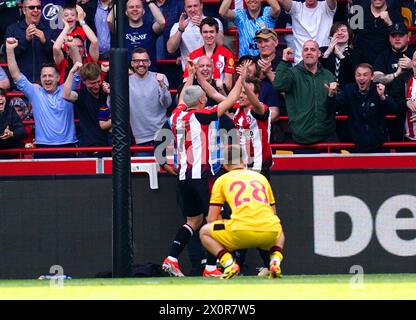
320, 22, 364, 142
320, 21, 364, 89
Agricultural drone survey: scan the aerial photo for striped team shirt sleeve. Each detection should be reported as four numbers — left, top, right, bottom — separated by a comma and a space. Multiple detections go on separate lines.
251, 103, 270, 120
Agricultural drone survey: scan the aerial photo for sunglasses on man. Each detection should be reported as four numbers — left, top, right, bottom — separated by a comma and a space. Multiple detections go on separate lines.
25, 5, 42, 10
255, 29, 277, 36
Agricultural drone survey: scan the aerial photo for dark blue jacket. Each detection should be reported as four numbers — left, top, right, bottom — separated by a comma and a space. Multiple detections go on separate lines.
329, 83, 398, 151
0, 103, 26, 149
4, 20, 57, 82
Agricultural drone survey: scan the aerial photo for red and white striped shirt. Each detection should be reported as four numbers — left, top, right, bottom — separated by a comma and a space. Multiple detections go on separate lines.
232, 102, 272, 171
183, 45, 235, 81
169, 104, 219, 180
405, 76, 416, 140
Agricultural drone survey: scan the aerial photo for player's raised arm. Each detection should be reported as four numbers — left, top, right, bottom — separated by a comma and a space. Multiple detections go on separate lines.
178, 59, 197, 105
217, 76, 243, 117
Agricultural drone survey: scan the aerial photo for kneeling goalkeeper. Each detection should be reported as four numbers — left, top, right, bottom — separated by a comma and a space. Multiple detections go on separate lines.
200, 145, 285, 279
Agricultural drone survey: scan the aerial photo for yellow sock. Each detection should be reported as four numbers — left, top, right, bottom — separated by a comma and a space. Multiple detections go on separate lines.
219, 252, 234, 268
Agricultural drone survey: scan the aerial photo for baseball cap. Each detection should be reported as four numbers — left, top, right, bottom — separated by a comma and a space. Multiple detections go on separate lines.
254, 28, 277, 41
390, 22, 407, 35
9, 97, 29, 115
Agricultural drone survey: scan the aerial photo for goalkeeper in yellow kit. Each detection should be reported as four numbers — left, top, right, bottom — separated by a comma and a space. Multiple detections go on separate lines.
199, 145, 285, 279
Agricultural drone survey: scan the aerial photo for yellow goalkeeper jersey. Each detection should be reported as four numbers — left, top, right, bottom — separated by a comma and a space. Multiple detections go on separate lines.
210, 169, 280, 231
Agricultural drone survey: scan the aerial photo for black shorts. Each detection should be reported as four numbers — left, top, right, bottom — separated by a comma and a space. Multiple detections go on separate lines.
177, 178, 210, 218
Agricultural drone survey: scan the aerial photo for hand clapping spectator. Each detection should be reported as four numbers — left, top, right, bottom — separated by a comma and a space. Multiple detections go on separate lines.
167, 0, 224, 70
0, 88, 26, 157
4, 0, 57, 82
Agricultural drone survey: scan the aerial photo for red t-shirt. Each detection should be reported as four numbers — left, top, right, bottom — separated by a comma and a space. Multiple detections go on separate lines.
183, 45, 235, 80
62, 25, 87, 53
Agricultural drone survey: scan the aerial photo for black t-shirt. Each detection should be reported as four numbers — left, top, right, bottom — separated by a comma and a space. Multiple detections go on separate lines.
75, 88, 110, 147
374, 45, 416, 74
353, 4, 403, 64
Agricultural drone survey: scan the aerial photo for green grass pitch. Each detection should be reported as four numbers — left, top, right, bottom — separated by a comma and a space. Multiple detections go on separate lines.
1, 274, 416, 300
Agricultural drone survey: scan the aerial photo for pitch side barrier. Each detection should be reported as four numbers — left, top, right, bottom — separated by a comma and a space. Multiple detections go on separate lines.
1, 153, 416, 278
1, 140, 416, 158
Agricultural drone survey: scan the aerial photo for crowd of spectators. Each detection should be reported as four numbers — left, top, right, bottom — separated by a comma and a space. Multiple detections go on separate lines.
0, 0, 416, 158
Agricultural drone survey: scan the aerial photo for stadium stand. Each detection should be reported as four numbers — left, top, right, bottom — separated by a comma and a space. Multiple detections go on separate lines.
0, 0, 416, 157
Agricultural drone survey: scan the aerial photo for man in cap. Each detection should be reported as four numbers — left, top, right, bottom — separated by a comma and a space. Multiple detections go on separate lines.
253, 28, 280, 83
352, 0, 403, 64
373, 22, 414, 85
373, 21, 415, 142
219, 0, 280, 58
252, 28, 283, 125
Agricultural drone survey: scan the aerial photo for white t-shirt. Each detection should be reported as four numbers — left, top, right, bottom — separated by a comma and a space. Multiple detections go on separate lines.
289, 1, 336, 64
170, 17, 224, 70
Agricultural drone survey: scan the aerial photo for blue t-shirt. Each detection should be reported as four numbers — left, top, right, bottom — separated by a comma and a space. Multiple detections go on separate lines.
124, 23, 158, 71
0, 66, 7, 81
15, 74, 77, 145
234, 6, 276, 57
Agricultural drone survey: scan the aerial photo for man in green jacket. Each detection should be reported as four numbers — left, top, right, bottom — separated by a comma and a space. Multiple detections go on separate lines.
274, 40, 338, 148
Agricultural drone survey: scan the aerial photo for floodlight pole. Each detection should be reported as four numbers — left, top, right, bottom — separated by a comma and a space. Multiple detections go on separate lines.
111, 0, 133, 278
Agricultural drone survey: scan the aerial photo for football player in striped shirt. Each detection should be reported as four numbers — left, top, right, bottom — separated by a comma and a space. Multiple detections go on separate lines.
161, 65, 243, 277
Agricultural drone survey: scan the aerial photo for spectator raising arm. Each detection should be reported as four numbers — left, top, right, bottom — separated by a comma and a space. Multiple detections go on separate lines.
5, 38, 22, 82
76, 5, 99, 62
267, 0, 281, 18
52, 20, 71, 67
107, 5, 116, 34
146, 0, 166, 35
62, 62, 83, 103
219, 0, 235, 20
167, 12, 189, 54
277, 0, 292, 12
156, 73, 172, 109
100, 81, 112, 131
326, 0, 337, 10
66, 36, 83, 64
273, 47, 295, 92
